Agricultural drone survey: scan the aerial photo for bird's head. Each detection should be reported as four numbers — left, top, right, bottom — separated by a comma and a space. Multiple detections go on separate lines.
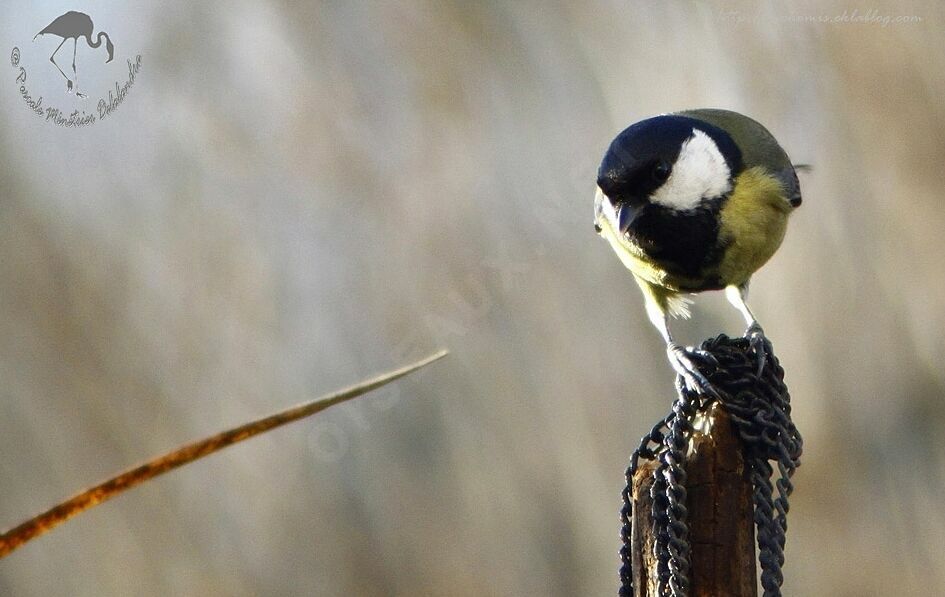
105, 36, 114, 63
594, 115, 742, 237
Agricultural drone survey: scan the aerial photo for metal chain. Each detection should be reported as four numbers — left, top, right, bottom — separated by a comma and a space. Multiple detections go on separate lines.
618, 334, 803, 597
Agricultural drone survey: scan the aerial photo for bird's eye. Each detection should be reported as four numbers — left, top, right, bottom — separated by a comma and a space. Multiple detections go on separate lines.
652, 161, 670, 182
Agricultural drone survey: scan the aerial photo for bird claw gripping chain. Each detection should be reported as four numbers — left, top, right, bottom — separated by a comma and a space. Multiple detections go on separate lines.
619, 334, 803, 597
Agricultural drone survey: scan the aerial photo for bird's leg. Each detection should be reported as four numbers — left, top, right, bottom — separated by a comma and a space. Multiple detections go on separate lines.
725, 284, 767, 375
666, 341, 720, 399
71, 39, 86, 99
643, 289, 719, 398
49, 38, 72, 92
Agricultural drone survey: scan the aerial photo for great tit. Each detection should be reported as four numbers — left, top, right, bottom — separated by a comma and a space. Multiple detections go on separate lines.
594, 108, 802, 394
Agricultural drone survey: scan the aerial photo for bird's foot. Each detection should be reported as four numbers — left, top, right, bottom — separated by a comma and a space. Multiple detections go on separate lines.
666, 342, 719, 399
66, 80, 74, 93
745, 323, 769, 377
76, 90, 87, 99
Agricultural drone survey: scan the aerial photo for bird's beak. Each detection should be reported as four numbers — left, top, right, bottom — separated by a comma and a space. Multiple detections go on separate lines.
596, 186, 644, 237
617, 203, 640, 235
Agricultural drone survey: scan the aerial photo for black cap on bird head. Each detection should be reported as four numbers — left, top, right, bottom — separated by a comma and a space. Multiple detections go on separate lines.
597, 115, 743, 217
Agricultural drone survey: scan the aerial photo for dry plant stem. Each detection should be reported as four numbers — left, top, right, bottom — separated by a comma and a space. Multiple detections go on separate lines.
0, 349, 449, 559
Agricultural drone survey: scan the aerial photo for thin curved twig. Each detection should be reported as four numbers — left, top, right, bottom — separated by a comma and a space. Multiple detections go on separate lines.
0, 349, 448, 559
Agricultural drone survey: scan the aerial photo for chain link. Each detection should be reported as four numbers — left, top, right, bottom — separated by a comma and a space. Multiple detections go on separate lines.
619, 334, 803, 597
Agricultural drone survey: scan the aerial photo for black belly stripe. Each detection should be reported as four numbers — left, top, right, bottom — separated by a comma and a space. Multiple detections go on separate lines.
627, 202, 725, 287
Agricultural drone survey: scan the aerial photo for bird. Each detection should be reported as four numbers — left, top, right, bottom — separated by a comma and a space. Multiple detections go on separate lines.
593, 108, 802, 395
33, 11, 114, 99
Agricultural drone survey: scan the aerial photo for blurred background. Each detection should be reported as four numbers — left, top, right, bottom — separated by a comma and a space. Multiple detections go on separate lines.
1, 1, 944, 595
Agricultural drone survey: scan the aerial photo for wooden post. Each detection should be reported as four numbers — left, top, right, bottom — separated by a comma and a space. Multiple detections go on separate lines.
630, 403, 757, 596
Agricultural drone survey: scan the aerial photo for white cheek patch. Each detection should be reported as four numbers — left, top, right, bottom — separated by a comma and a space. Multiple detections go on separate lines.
649, 129, 732, 211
